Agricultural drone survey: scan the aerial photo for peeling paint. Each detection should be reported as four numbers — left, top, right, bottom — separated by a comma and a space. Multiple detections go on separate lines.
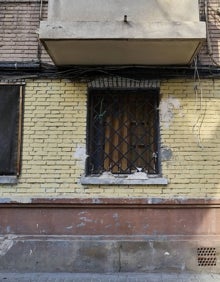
0, 235, 16, 256
113, 213, 119, 219
80, 217, 92, 223
77, 222, 86, 228
0, 197, 32, 204
160, 96, 181, 128
0, 198, 12, 204
92, 198, 102, 204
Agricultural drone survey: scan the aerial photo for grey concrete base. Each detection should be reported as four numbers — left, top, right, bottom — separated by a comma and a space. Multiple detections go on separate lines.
0, 272, 220, 282
0, 235, 220, 274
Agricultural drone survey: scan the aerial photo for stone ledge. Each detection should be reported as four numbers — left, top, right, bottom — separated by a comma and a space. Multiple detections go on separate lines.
0, 176, 17, 185
1, 197, 220, 207
81, 175, 168, 185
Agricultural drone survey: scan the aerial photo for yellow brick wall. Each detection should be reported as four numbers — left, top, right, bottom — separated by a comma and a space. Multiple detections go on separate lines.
160, 79, 220, 198
0, 78, 219, 199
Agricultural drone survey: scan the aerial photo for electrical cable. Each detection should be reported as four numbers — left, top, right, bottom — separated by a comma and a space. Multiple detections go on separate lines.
192, 57, 207, 148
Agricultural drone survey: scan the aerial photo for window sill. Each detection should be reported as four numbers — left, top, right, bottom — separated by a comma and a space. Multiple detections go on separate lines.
0, 176, 18, 185
81, 172, 168, 185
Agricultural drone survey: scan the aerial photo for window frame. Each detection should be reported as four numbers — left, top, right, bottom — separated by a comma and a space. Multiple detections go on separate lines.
0, 84, 24, 184
81, 87, 168, 185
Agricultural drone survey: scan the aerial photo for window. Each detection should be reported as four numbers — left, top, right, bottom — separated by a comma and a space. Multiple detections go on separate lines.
86, 89, 160, 176
0, 85, 23, 181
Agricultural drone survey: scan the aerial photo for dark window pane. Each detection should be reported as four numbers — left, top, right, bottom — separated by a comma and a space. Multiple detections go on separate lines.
0, 86, 20, 175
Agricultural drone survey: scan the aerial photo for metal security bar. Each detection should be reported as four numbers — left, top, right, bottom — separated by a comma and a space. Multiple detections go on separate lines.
87, 89, 159, 175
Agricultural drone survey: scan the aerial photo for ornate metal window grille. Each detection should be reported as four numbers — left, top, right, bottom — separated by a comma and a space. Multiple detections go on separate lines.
87, 89, 159, 175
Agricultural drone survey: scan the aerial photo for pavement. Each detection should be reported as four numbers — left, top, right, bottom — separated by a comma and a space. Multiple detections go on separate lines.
0, 273, 220, 282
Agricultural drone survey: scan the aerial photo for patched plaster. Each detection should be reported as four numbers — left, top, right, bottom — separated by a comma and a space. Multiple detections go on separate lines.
73, 146, 88, 163
160, 96, 181, 128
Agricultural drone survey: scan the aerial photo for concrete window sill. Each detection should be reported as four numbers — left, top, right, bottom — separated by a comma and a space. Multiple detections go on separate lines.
0, 176, 18, 185
81, 172, 168, 185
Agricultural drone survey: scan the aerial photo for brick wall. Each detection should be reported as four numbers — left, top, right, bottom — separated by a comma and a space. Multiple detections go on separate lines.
198, 0, 220, 66
0, 0, 219, 200
0, 78, 219, 199
0, 0, 51, 63
18, 79, 87, 197
160, 79, 220, 198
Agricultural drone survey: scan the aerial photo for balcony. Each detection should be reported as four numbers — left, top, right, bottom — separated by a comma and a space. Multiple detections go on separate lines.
39, 0, 206, 66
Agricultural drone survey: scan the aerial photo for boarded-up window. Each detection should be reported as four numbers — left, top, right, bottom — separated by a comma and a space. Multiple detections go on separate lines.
87, 89, 159, 175
0, 85, 23, 176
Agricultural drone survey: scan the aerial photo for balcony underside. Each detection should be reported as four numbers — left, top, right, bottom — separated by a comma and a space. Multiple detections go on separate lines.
40, 21, 206, 66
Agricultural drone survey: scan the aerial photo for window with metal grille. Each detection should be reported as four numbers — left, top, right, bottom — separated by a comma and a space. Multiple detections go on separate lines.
87, 89, 159, 175
0, 85, 23, 177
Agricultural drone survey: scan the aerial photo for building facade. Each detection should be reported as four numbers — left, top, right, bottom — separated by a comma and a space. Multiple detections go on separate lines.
0, 0, 220, 273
